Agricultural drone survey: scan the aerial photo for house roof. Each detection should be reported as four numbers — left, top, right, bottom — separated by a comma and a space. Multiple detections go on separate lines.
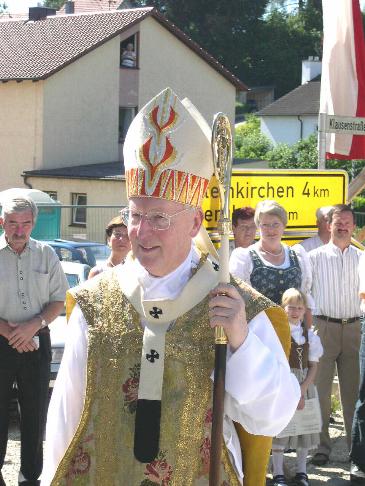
0, 8, 247, 90
58, 0, 122, 14
257, 81, 320, 116
23, 162, 125, 180
23, 157, 257, 180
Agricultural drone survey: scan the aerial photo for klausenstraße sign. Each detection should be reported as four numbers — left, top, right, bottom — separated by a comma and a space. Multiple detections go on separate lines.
325, 114, 365, 135
202, 169, 348, 232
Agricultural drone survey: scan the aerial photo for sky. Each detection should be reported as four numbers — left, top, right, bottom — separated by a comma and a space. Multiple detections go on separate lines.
4, 0, 365, 14
5, 0, 40, 13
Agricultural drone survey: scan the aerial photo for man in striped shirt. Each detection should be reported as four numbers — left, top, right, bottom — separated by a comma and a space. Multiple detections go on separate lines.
309, 204, 362, 466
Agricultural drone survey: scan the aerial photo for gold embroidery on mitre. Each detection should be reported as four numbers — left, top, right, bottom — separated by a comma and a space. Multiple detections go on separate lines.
186, 175, 203, 207
175, 171, 189, 204
160, 171, 175, 201
126, 167, 209, 207
138, 92, 180, 193
127, 169, 138, 197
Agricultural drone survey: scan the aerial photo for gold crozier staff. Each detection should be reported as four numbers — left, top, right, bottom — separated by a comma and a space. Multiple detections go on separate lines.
209, 112, 233, 486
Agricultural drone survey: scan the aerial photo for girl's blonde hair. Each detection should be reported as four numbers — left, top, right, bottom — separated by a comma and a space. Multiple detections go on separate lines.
281, 288, 307, 308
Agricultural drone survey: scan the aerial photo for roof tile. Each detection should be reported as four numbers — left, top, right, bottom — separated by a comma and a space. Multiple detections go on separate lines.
0, 7, 246, 89
0, 8, 151, 80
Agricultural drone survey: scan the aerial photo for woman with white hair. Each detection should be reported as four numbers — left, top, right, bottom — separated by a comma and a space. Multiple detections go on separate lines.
230, 200, 313, 322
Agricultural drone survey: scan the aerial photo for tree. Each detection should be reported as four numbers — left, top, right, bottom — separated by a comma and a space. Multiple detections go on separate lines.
251, 3, 322, 97
267, 133, 365, 181
0, 2, 8, 13
127, 0, 269, 87
126, 0, 322, 99
235, 115, 272, 159
42, 0, 64, 8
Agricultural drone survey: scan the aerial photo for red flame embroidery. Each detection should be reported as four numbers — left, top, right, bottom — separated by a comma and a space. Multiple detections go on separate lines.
151, 106, 176, 133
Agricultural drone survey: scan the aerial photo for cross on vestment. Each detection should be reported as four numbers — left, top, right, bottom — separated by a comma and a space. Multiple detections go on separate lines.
146, 349, 160, 363
149, 307, 163, 319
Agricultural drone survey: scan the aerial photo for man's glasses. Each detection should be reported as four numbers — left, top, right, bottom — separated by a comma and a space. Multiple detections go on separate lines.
121, 207, 193, 231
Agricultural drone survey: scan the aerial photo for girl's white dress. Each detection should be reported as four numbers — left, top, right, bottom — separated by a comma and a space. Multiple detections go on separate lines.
273, 322, 323, 449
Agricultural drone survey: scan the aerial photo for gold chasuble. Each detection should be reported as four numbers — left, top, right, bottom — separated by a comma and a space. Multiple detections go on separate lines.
53, 258, 290, 486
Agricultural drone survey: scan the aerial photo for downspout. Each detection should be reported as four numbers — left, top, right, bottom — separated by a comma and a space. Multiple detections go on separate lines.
298, 115, 303, 140
23, 175, 33, 189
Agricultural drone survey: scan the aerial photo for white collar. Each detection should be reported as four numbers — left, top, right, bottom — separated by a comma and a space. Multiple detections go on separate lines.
132, 244, 200, 300
117, 244, 218, 324
289, 322, 305, 345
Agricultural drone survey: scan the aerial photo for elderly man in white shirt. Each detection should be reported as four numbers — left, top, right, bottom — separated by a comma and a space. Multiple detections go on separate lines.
0, 194, 68, 486
309, 204, 362, 467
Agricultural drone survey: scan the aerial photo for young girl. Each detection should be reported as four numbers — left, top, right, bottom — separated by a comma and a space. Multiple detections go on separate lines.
272, 288, 323, 486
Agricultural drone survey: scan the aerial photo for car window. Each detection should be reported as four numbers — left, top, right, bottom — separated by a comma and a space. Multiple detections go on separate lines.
89, 245, 110, 261
66, 273, 79, 288
59, 248, 73, 262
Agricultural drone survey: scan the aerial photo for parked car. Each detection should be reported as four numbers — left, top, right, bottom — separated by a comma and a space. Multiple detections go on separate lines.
49, 261, 90, 388
44, 238, 110, 267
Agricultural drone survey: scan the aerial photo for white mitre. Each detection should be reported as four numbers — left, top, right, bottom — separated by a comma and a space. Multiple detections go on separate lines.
123, 87, 214, 208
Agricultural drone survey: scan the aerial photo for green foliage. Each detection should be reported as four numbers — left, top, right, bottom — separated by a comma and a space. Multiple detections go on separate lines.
254, 7, 322, 97
267, 133, 365, 181
267, 133, 318, 168
331, 394, 341, 414
234, 115, 272, 159
0, 2, 8, 12
42, 0, 64, 8
352, 196, 365, 212
235, 101, 246, 115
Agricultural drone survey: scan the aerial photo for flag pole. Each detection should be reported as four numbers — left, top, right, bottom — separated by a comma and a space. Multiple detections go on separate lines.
318, 113, 326, 170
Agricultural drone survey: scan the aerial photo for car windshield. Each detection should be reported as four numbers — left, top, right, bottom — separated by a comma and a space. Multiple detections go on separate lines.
87, 245, 110, 262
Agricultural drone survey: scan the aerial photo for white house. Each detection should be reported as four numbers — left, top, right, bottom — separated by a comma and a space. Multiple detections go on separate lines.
257, 58, 321, 146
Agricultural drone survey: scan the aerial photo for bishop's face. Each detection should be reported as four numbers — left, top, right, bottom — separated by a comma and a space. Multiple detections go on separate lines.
127, 197, 203, 277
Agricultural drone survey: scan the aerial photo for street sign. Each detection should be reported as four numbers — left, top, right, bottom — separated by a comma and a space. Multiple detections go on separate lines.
202, 169, 348, 232
324, 114, 365, 135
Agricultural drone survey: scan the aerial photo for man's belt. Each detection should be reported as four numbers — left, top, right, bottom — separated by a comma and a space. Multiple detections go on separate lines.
317, 315, 359, 324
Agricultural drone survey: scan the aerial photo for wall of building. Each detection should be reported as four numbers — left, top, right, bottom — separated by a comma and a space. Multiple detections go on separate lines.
43, 37, 120, 169
138, 17, 236, 126
0, 81, 43, 191
29, 176, 127, 242
260, 115, 318, 146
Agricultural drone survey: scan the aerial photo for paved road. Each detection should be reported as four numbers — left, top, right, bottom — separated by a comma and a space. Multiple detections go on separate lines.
3, 412, 351, 485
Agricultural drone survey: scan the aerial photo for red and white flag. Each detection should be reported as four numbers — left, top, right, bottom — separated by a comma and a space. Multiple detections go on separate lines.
320, 0, 365, 159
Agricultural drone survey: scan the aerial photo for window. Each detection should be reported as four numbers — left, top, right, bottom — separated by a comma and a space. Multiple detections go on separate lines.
44, 191, 58, 200
71, 193, 87, 225
120, 34, 137, 68
119, 107, 137, 143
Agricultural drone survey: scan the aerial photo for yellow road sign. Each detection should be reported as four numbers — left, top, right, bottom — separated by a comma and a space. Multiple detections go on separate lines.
202, 169, 348, 231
